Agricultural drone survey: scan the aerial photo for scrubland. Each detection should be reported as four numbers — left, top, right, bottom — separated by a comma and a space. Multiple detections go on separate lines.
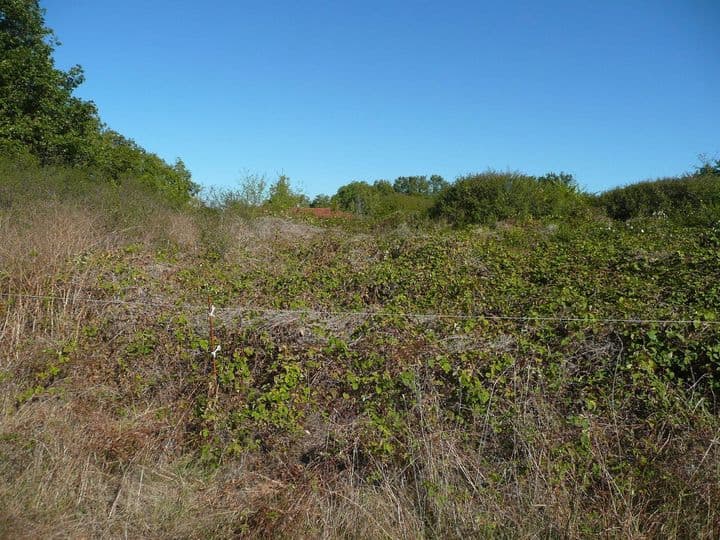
3, 3, 720, 535
1, 165, 719, 539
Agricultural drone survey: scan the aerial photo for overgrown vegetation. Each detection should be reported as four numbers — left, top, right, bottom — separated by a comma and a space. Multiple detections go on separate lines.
0, 0, 198, 204
597, 160, 720, 225
430, 170, 589, 226
328, 177, 440, 220
2, 2, 720, 538
2, 159, 720, 537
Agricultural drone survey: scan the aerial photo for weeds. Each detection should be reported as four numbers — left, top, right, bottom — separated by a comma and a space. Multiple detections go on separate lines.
1, 165, 719, 538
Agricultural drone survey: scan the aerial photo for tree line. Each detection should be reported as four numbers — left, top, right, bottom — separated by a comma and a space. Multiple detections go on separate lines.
0, 0, 198, 205
2, 1, 717, 226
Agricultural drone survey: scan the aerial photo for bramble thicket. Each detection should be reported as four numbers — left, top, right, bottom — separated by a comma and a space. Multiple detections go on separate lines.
1, 1, 720, 538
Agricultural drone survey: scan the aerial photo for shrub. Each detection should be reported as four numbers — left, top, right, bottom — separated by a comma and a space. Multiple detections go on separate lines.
332, 180, 435, 222
0, 3, 199, 206
332, 181, 381, 216
0, 153, 188, 228
264, 175, 308, 211
430, 170, 588, 226
88, 130, 199, 206
597, 171, 720, 225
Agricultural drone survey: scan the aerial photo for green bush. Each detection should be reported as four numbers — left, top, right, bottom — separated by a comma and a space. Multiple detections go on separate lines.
0, 153, 186, 227
264, 175, 308, 211
430, 170, 588, 226
597, 171, 720, 225
0, 1, 199, 207
88, 130, 198, 206
331, 180, 436, 221
332, 181, 381, 216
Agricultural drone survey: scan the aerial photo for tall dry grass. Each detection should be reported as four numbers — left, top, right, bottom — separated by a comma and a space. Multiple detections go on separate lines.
1, 183, 719, 538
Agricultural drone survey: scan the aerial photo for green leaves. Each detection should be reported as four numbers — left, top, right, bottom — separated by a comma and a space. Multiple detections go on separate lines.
430, 170, 590, 226
264, 175, 308, 211
0, 2, 198, 204
0, 0, 100, 165
597, 172, 720, 226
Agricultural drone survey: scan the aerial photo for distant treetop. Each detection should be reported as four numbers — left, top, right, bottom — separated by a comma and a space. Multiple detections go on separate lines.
0, 0, 199, 204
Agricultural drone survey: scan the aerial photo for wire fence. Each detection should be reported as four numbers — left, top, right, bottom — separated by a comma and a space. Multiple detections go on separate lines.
2, 291, 719, 327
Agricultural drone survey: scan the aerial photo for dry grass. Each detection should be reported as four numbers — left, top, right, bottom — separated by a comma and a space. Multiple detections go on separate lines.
1, 200, 719, 539
220, 215, 325, 264
0, 400, 243, 538
0, 200, 106, 291
141, 208, 202, 253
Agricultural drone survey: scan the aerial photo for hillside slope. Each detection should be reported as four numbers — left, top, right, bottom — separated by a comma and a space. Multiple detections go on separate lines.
1, 194, 719, 538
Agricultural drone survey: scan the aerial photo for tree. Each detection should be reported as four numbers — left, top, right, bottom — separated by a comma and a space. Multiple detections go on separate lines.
237, 172, 268, 206
695, 155, 720, 177
0, 0, 100, 164
429, 174, 448, 194
0, 1, 200, 203
537, 171, 578, 191
310, 194, 332, 207
393, 175, 430, 196
92, 130, 199, 204
332, 181, 380, 216
373, 179, 394, 195
265, 175, 308, 210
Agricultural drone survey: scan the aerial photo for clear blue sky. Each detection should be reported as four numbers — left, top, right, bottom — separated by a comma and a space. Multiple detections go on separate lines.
43, 0, 719, 197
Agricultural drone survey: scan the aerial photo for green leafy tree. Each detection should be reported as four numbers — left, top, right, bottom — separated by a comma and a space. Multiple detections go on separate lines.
310, 194, 332, 207
393, 175, 431, 196
695, 155, 720, 177
0, 1, 199, 203
373, 179, 394, 195
265, 175, 308, 210
537, 171, 578, 191
0, 0, 100, 164
332, 179, 434, 219
332, 181, 380, 216
429, 174, 449, 194
91, 130, 199, 204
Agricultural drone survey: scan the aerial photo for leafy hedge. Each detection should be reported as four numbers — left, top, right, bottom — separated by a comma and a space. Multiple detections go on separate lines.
597, 170, 720, 225
0, 1, 198, 206
332, 180, 434, 219
430, 171, 589, 226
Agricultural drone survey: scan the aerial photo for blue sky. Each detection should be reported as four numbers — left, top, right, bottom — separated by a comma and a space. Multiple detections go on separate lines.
44, 0, 719, 197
